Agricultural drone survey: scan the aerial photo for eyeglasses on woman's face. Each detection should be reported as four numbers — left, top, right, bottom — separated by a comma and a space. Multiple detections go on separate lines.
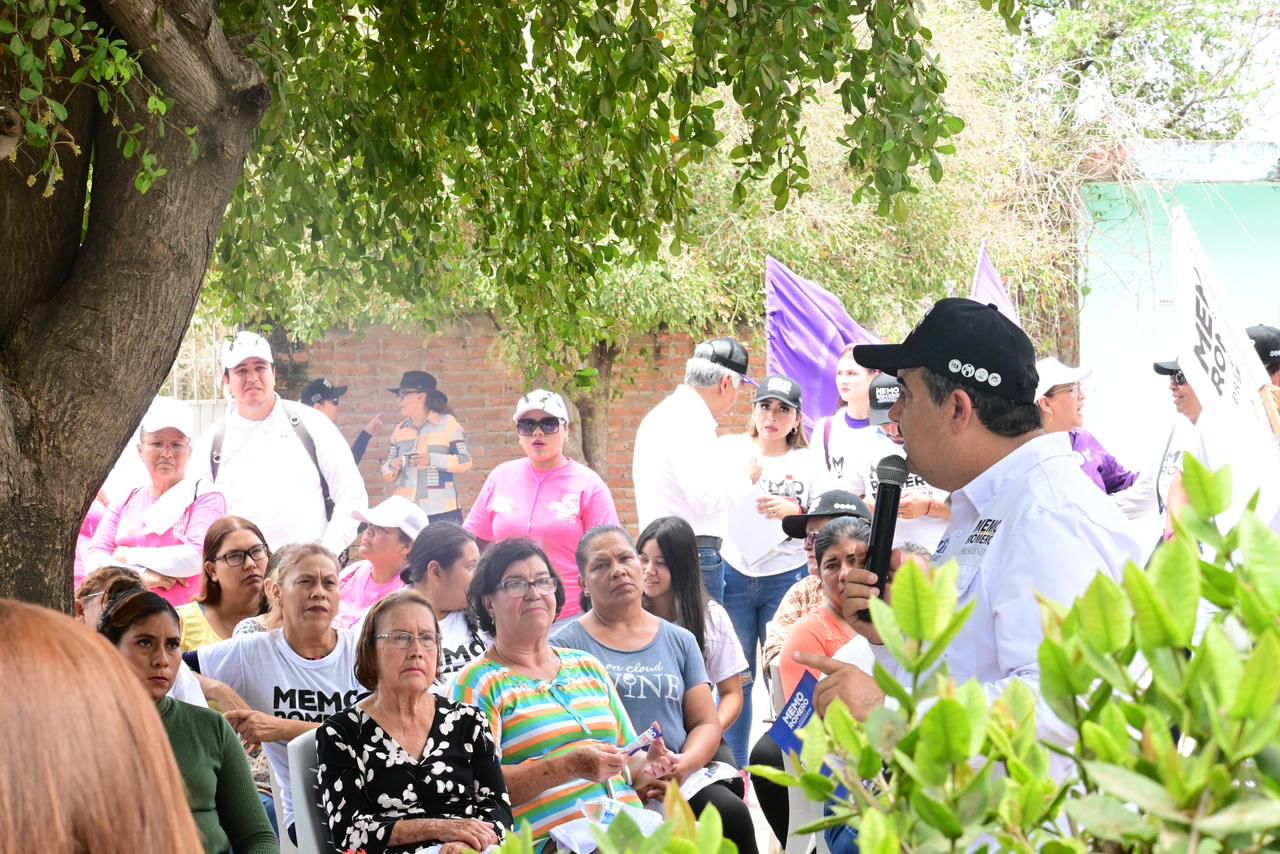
497, 576, 558, 596
375, 631, 439, 650
516, 417, 563, 436
214, 543, 269, 567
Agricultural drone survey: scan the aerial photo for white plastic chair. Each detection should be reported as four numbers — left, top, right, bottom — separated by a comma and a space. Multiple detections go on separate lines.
288, 729, 334, 854
768, 660, 786, 717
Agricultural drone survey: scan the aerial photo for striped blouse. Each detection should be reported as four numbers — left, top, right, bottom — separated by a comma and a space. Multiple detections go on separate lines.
451, 647, 641, 844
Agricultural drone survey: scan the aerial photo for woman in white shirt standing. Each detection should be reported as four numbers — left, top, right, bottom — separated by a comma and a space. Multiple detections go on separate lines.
718, 375, 822, 765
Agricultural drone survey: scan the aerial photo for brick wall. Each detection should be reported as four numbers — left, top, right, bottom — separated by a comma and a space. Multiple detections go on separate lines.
288, 318, 763, 532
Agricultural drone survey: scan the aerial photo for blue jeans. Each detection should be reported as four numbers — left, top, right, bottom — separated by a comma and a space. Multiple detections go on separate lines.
699, 546, 726, 604
723, 560, 806, 765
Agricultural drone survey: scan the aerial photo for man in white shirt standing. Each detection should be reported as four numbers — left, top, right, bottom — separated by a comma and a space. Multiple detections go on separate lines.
793, 299, 1141, 779
633, 336, 760, 603
190, 332, 368, 555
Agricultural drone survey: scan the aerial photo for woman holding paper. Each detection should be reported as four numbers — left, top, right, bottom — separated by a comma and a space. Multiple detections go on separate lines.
718, 375, 823, 765
554, 526, 759, 854
86, 397, 226, 607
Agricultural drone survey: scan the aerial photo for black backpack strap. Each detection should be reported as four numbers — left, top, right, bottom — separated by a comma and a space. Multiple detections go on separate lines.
209, 421, 226, 480
283, 401, 335, 521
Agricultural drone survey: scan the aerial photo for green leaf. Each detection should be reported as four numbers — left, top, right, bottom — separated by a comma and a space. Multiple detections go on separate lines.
745, 764, 799, 788
864, 703, 907, 762
0, 19, 15, 34
1195, 799, 1280, 835
45, 97, 67, 122
1238, 513, 1280, 611
1081, 721, 1128, 765
30, 16, 51, 40
1232, 704, 1280, 761
956, 679, 990, 755
1231, 630, 1280, 720
1038, 638, 1081, 725
856, 809, 900, 854
1066, 793, 1156, 842
872, 661, 913, 715
799, 771, 836, 802
1076, 572, 1132, 654
19, 87, 38, 103
1180, 453, 1230, 518
1196, 623, 1242, 712
1147, 537, 1200, 646
1123, 562, 1176, 650
868, 597, 910, 667
919, 698, 972, 765
890, 559, 937, 642
911, 788, 964, 838
1084, 761, 1187, 823
915, 601, 975, 674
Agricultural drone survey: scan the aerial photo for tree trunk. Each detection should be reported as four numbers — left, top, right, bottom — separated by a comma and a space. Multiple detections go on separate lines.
573, 342, 620, 475
0, 0, 269, 610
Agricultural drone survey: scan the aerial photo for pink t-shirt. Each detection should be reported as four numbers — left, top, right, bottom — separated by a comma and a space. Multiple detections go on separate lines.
74, 499, 108, 591
464, 457, 620, 620
336, 560, 407, 630
85, 483, 227, 607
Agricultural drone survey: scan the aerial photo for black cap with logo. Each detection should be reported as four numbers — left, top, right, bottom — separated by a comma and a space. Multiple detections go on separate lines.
868, 374, 900, 426
694, 337, 757, 386
781, 489, 871, 539
1247, 325, 1280, 366
388, 371, 438, 395
853, 298, 1039, 405
301, 378, 347, 406
754, 375, 802, 409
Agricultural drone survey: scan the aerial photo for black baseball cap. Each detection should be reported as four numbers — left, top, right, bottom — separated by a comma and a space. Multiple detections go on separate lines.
782, 489, 871, 539
1247, 325, 1280, 366
1153, 360, 1181, 376
868, 374, 901, 426
694, 337, 758, 386
853, 298, 1039, 405
301, 378, 347, 406
754, 375, 802, 409
388, 370, 437, 395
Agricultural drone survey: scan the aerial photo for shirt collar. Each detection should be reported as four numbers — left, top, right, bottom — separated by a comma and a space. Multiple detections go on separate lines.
952, 432, 1073, 515
673, 383, 717, 429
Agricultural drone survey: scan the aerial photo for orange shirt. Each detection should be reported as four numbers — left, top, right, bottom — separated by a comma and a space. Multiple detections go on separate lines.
778, 605, 855, 698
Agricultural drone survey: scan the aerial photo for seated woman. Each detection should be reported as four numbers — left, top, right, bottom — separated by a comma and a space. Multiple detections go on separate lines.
179, 516, 272, 650
185, 543, 365, 842
0, 600, 204, 851
452, 539, 669, 851
554, 526, 759, 854
335, 496, 428, 629
85, 397, 226, 606
638, 516, 749, 734
97, 590, 277, 854
400, 522, 489, 692
317, 590, 511, 854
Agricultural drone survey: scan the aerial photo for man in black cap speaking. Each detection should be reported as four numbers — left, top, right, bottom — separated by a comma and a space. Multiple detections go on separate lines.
792, 299, 1140, 780
633, 336, 761, 603
301, 377, 384, 464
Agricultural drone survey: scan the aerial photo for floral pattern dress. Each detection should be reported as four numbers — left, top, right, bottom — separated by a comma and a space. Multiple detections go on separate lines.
316, 698, 512, 854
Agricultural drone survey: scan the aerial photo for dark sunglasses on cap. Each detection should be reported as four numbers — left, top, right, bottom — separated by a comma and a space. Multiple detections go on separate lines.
1171, 371, 1188, 386
516, 416, 563, 436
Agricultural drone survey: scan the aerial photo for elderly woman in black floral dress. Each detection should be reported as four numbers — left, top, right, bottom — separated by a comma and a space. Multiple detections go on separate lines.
316, 590, 511, 854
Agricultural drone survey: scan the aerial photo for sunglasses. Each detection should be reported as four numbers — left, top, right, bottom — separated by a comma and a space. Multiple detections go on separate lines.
516, 417, 563, 436
1171, 371, 1187, 387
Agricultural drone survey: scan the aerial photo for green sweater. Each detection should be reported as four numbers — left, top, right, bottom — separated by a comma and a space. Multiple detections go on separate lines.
157, 697, 279, 854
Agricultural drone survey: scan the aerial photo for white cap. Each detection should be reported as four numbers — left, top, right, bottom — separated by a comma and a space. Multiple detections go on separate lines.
512, 389, 570, 424
1035, 357, 1091, 401
139, 396, 195, 437
353, 495, 429, 541
221, 331, 274, 372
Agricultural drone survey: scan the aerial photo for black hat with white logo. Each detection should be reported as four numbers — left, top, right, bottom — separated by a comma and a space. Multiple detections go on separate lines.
753, 375, 802, 409
868, 374, 901, 426
1247, 325, 1280, 366
301, 378, 347, 406
853, 298, 1038, 404
781, 489, 871, 539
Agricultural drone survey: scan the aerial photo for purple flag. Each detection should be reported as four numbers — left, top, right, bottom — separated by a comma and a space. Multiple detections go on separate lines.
765, 256, 881, 431
970, 241, 1021, 327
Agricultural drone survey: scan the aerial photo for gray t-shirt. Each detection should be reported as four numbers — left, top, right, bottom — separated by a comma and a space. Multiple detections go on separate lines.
552, 618, 710, 752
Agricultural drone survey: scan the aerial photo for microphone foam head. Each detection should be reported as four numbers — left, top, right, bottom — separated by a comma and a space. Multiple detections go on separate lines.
876, 454, 910, 488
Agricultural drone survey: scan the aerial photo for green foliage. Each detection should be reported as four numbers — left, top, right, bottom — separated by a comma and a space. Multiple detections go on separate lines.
771, 462, 1280, 853
2, 0, 175, 194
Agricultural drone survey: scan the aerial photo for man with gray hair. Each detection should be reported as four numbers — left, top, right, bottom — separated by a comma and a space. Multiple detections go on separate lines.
632, 337, 762, 602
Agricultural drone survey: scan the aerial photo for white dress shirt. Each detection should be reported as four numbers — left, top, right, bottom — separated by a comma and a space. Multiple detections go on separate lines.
190, 394, 368, 554
870, 432, 1141, 778
632, 384, 751, 537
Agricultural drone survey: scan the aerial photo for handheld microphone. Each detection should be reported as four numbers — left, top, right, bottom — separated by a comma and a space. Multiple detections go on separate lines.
859, 455, 910, 622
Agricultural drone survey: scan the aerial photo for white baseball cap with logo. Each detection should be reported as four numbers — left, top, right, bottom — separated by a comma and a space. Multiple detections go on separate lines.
139, 396, 196, 438
221, 331, 274, 372
1034, 357, 1091, 402
353, 495, 430, 541
513, 389, 570, 424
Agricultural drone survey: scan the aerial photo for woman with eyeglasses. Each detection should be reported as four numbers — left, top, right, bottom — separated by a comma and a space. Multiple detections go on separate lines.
98, 590, 278, 854
463, 389, 620, 623
177, 516, 272, 651
383, 371, 473, 525
317, 590, 511, 854
717, 375, 823, 766
452, 539, 672, 851
85, 397, 226, 606
184, 542, 365, 843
